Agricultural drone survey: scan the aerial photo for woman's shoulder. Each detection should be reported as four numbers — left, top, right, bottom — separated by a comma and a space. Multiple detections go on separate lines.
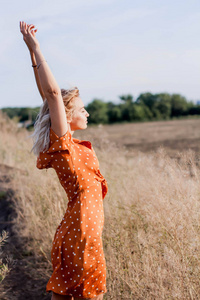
36, 127, 73, 170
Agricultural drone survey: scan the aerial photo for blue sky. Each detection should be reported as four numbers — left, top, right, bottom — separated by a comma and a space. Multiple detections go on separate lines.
1, 0, 200, 108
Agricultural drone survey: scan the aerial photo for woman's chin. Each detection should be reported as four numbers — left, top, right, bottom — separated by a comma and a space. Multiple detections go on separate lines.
83, 122, 88, 129
77, 125, 87, 131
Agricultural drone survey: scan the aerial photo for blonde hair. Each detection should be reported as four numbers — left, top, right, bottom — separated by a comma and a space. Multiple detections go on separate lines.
31, 87, 80, 156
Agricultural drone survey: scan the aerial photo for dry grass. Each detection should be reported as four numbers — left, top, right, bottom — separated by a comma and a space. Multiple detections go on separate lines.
0, 111, 200, 299
0, 230, 10, 283
81, 119, 200, 157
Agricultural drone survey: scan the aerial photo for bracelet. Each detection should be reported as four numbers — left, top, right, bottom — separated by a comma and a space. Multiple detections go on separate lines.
37, 60, 47, 69
32, 64, 37, 68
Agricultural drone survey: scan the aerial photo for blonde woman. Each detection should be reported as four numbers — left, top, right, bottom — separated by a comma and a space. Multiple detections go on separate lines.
20, 21, 108, 300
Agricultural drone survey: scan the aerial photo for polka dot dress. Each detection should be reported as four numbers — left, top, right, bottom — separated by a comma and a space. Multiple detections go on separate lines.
37, 128, 108, 298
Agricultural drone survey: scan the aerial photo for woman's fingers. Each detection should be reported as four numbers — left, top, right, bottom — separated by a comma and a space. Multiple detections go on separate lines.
27, 24, 37, 35
20, 21, 27, 35
27, 25, 33, 36
20, 21, 24, 33
31, 29, 37, 38
28, 24, 35, 29
20, 21, 39, 50
27, 24, 38, 37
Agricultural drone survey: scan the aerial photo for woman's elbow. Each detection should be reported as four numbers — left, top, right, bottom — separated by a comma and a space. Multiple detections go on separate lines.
45, 88, 61, 99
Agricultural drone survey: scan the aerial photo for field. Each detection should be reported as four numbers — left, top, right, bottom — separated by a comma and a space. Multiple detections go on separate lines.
76, 119, 200, 156
0, 114, 200, 300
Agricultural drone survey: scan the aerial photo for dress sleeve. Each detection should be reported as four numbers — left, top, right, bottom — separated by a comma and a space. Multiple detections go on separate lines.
36, 128, 72, 170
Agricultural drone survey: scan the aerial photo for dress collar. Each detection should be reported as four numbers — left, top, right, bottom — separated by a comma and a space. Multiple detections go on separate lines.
72, 138, 92, 149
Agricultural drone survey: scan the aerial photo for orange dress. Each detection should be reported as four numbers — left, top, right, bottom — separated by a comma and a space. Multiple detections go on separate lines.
37, 128, 108, 299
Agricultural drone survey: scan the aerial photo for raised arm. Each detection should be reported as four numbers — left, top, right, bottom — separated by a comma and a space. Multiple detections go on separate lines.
21, 24, 45, 101
20, 21, 68, 137
30, 45, 45, 100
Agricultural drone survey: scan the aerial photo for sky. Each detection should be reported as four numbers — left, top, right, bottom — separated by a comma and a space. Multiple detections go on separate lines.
1, 0, 200, 108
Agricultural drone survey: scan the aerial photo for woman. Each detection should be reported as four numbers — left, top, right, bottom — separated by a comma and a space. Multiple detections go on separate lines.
20, 21, 108, 300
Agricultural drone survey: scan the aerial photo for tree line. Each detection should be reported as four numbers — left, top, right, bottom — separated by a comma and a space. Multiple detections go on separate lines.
1, 92, 200, 125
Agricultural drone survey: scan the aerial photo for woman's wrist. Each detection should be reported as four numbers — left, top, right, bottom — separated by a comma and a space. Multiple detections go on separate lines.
30, 50, 35, 57
32, 45, 41, 54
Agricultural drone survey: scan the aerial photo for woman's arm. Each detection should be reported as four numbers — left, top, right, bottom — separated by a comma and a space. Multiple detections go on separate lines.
23, 24, 45, 101
30, 50, 45, 101
20, 21, 68, 137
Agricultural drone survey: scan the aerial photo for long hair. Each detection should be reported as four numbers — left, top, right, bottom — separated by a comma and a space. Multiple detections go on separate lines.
31, 87, 80, 156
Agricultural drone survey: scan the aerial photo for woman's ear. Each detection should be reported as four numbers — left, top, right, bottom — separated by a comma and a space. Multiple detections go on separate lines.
67, 110, 75, 123
67, 113, 72, 123
67, 118, 72, 123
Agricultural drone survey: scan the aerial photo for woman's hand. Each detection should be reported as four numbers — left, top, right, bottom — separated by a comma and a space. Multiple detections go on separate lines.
20, 21, 40, 52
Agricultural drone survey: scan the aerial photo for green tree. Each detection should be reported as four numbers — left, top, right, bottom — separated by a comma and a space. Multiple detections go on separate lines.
187, 102, 200, 115
1, 107, 40, 122
107, 102, 122, 123
154, 93, 172, 120
130, 104, 152, 121
86, 99, 108, 124
119, 94, 134, 122
170, 94, 188, 117
136, 92, 156, 111
119, 94, 134, 104
2, 107, 21, 120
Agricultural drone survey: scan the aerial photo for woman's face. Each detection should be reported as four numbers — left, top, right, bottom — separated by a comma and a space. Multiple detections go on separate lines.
69, 97, 89, 131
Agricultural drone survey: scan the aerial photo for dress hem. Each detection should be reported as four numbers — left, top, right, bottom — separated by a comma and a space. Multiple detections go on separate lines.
46, 288, 107, 299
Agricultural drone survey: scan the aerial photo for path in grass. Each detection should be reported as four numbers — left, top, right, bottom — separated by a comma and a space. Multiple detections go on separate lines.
0, 164, 51, 300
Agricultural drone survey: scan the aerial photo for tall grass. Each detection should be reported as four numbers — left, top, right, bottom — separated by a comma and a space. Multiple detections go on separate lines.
0, 230, 10, 283
0, 111, 200, 299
